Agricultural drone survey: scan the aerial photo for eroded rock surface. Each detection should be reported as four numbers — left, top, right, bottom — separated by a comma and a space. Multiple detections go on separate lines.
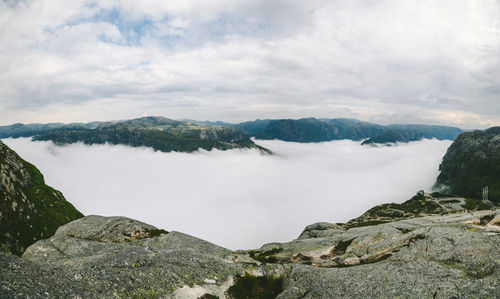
18, 215, 252, 298
248, 210, 500, 298
2, 207, 498, 298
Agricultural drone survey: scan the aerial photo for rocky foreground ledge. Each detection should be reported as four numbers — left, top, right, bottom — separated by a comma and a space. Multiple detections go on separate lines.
1, 199, 499, 298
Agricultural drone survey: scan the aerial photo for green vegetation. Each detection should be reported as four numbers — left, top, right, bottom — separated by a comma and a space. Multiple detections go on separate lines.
248, 248, 283, 263
0, 141, 83, 255
439, 199, 460, 204
430, 191, 458, 198
461, 198, 492, 211
344, 192, 446, 229
32, 116, 270, 153
435, 127, 500, 203
227, 274, 284, 299
332, 238, 355, 255
145, 228, 168, 237
361, 124, 462, 145
234, 118, 461, 144
1, 117, 462, 146
0, 123, 65, 138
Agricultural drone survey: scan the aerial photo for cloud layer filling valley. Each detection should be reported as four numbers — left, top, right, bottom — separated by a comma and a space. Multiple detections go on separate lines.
3, 138, 451, 249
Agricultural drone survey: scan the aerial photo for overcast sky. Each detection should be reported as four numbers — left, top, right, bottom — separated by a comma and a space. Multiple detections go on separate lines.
1, 0, 499, 128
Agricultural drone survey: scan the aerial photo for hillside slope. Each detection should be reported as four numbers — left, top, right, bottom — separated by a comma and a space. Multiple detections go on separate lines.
234, 118, 462, 144
0, 140, 83, 256
435, 127, 500, 203
32, 116, 269, 153
1, 117, 462, 146
361, 124, 463, 145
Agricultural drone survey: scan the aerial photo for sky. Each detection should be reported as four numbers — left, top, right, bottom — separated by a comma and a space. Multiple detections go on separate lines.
1, 0, 499, 128
3, 137, 451, 249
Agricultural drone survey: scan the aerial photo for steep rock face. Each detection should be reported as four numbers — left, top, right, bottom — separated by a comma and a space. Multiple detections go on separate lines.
435, 127, 500, 203
0, 140, 83, 256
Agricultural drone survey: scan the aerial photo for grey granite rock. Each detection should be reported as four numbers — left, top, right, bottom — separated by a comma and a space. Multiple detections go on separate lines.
2, 209, 499, 298
19, 215, 249, 298
251, 210, 500, 298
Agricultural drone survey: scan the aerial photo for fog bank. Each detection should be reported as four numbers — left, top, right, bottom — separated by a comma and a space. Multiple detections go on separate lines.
3, 138, 451, 250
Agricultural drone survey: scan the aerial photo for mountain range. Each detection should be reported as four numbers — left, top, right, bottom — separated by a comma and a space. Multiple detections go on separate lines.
0, 117, 463, 153
3, 117, 269, 153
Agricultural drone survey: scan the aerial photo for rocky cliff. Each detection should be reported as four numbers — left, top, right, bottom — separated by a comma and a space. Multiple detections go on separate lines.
1, 192, 498, 298
0, 140, 83, 256
435, 127, 500, 203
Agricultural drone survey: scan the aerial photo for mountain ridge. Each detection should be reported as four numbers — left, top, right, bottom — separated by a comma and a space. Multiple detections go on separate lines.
29, 116, 271, 153
0, 116, 463, 147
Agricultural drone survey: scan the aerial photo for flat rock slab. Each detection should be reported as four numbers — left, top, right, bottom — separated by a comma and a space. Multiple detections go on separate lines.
2, 211, 500, 298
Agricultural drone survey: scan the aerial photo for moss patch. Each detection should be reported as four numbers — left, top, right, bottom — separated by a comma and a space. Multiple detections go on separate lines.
248, 248, 283, 264
145, 228, 169, 237
199, 294, 219, 299
461, 198, 492, 211
227, 274, 284, 299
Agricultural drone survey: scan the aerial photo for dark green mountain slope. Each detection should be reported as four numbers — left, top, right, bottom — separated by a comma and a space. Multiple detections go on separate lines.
434, 127, 500, 203
252, 118, 339, 142
32, 116, 269, 153
322, 118, 388, 140
233, 118, 461, 144
0, 122, 104, 139
235, 119, 273, 136
0, 123, 64, 138
0, 140, 83, 256
362, 125, 463, 145
236, 118, 387, 142
2, 117, 462, 146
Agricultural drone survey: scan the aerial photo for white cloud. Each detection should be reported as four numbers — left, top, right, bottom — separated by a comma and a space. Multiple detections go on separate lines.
0, 0, 499, 128
2, 138, 451, 250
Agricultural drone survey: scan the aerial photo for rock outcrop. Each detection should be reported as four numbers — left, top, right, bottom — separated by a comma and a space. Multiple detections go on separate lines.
243, 209, 500, 298
435, 127, 500, 203
2, 215, 284, 298
0, 140, 83, 256
1, 197, 498, 298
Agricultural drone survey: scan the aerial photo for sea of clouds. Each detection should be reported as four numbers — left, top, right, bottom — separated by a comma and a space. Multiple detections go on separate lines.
3, 138, 451, 250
